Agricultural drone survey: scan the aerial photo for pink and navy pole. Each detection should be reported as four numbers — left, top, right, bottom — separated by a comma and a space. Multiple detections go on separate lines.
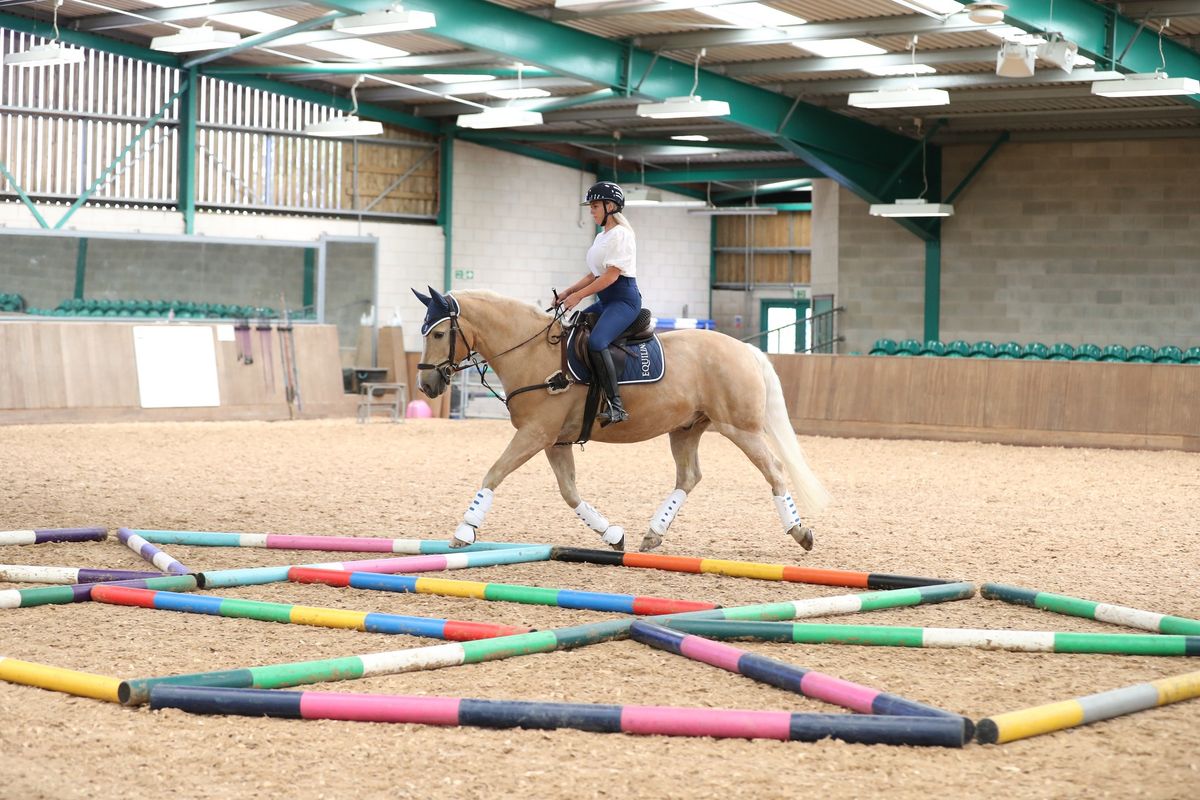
116, 528, 191, 575
0, 565, 162, 585
0, 528, 107, 546
91, 585, 530, 641
132, 530, 536, 555
148, 685, 970, 747
630, 621, 971, 735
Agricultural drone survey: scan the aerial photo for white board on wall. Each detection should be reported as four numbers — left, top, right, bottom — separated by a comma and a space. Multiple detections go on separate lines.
133, 326, 220, 408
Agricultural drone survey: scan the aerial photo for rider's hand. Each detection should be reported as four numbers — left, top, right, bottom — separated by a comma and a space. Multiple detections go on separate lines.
563, 292, 584, 310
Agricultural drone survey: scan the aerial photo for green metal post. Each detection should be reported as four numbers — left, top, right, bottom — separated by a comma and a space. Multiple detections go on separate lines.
923, 232, 941, 344
708, 216, 717, 326
74, 239, 89, 299
55, 86, 187, 230
179, 68, 199, 234
439, 130, 454, 292
0, 160, 50, 229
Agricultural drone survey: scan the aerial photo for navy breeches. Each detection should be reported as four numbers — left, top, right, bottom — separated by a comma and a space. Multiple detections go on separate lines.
587, 276, 641, 351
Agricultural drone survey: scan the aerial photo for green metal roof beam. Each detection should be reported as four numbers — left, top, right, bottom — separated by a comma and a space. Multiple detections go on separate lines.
1002, 0, 1200, 106
399, 0, 921, 201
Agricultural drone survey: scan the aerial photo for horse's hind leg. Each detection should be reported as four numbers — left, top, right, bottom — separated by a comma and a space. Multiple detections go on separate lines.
713, 423, 814, 551
544, 446, 625, 551
642, 422, 709, 552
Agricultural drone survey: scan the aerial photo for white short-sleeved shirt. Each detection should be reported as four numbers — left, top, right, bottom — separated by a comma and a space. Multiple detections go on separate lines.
585, 224, 637, 278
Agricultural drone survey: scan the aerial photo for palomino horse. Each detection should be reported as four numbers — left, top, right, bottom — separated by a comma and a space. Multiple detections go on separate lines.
413, 287, 831, 552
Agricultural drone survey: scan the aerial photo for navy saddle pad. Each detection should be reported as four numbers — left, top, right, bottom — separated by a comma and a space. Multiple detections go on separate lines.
565, 330, 666, 386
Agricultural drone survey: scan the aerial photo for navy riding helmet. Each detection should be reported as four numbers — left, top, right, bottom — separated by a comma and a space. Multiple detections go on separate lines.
582, 181, 624, 225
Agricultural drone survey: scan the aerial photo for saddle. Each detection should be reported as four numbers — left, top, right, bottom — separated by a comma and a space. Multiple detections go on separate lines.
570, 308, 656, 373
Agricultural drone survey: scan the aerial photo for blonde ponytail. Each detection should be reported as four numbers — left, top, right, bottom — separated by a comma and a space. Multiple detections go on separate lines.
613, 211, 634, 232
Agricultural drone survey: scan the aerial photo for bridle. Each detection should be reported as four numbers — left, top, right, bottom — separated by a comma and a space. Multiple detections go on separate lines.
418, 299, 567, 401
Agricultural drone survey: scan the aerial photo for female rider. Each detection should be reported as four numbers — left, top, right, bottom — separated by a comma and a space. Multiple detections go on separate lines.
558, 181, 640, 425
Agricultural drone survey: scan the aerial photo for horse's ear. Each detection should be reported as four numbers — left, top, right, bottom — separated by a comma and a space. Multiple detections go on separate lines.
412, 287, 432, 306
428, 285, 447, 308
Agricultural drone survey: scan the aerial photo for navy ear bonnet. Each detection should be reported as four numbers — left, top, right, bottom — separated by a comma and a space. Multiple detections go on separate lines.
412, 286, 460, 335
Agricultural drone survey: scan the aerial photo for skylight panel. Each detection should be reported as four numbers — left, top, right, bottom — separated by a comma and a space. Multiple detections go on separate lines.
792, 39, 888, 58
696, 3, 806, 28
862, 63, 938, 76
309, 39, 411, 60
208, 12, 296, 33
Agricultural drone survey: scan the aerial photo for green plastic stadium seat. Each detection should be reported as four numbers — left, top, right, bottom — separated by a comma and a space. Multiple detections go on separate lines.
969, 341, 997, 358
1048, 343, 1075, 360
920, 340, 946, 357
1182, 347, 1200, 365
1127, 345, 1155, 363
1021, 342, 1050, 360
1154, 346, 1182, 364
896, 338, 923, 356
1074, 344, 1102, 362
995, 341, 1022, 359
944, 340, 971, 358
1100, 344, 1128, 362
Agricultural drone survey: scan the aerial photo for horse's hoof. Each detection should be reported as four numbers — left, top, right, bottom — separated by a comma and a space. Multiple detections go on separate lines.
602, 525, 625, 551
639, 531, 663, 552
789, 525, 814, 551
451, 523, 477, 548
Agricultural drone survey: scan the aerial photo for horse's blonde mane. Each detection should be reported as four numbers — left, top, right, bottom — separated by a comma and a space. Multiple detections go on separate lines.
452, 290, 552, 324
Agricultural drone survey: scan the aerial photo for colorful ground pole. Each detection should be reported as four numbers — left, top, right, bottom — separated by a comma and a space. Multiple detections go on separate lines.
549, 547, 951, 589
0, 528, 107, 546
132, 530, 537, 555
0, 655, 122, 702
982, 583, 1200, 635
977, 669, 1200, 744
677, 582, 976, 622
148, 686, 970, 747
288, 567, 717, 616
116, 528, 190, 575
91, 585, 531, 641
120, 618, 632, 706
0, 565, 162, 585
663, 620, 1200, 656
0, 574, 199, 609
630, 621, 971, 737
197, 546, 553, 589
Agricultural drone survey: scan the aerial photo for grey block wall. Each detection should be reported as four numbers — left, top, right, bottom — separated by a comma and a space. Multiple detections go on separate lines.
827, 136, 1200, 353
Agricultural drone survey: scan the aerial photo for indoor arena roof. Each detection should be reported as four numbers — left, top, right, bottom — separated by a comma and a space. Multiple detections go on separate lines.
2, 1, 1198, 207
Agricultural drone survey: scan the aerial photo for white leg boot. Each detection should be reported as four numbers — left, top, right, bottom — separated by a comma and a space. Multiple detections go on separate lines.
574, 501, 625, 551
774, 492, 814, 551
452, 488, 494, 547
642, 489, 687, 552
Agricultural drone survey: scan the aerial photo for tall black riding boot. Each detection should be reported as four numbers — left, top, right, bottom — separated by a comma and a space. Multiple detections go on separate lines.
594, 347, 630, 426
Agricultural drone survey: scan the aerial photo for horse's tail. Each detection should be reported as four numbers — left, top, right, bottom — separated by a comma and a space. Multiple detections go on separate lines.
747, 344, 832, 515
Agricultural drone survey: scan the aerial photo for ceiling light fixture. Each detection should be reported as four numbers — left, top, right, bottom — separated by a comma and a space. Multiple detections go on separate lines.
332, 4, 436, 34
151, 25, 242, 53
488, 87, 551, 99
995, 39, 1035, 77
868, 119, 953, 218
671, 135, 709, 142
1037, 33, 1077, 74
456, 63, 545, 128
3, 1, 84, 68
688, 206, 779, 216
966, 1, 1007, 24
1092, 19, 1199, 97
848, 36, 949, 109
869, 198, 954, 217
304, 76, 384, 137
637, 48, 730, 119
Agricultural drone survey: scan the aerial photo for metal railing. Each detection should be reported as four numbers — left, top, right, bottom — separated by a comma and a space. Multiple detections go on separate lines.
738, 306, 845, 354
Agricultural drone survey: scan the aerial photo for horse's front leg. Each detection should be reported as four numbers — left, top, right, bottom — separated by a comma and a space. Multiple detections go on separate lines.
451, 428, 552, 547
544, 446, 625, 551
